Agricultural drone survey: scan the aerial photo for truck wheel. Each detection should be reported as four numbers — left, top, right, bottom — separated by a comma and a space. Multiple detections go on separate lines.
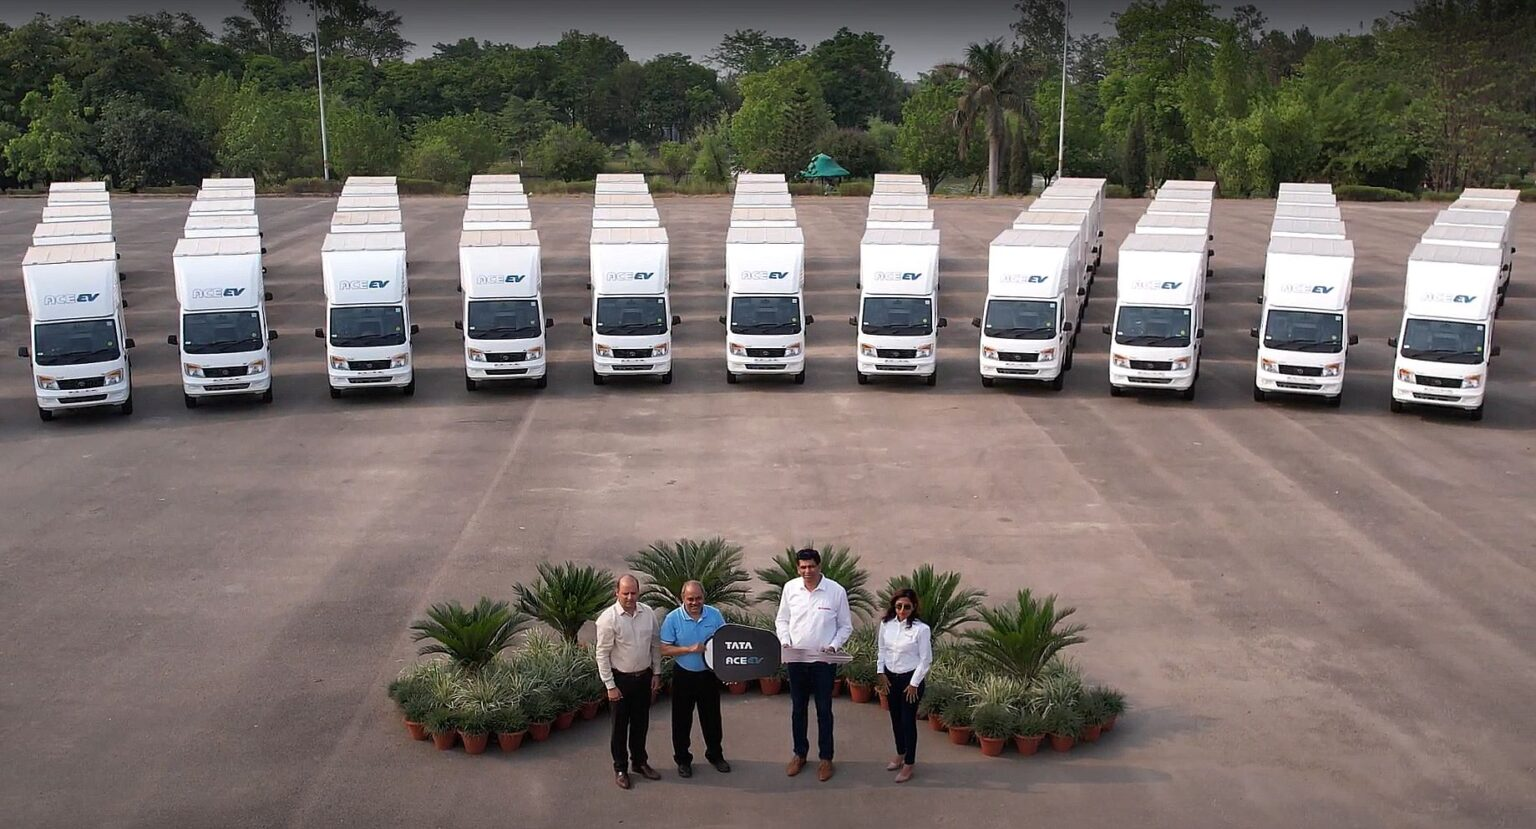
981, 376, 995, 388
38, 408, 54, 422
1469, 405, 1484, 422
1253, 386, 1266, 403
184, 394, 198, 409
1180, 384, 1196, 402
260, 386, 274, 404
1063, 347, 1075, 371
593, 371, 605, 386
793, 370, 805, 385
119, 395, 134, 416
1049, 372, 1065, 391
465, 376, 478, 392
726, 370, 738, 384
1109, 384, 1124, 397
1326, 392, 1342, 408
1389, 398, 1403, 413
925, 370, 938, 387
534, 375, 548, 389
402, 378, 416, 397
329, 386, 342, 399
857, 372, 869, 385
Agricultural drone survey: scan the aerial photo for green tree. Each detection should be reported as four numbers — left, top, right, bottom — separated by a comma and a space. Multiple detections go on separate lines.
496, 96, 557, 160
329, 104, 403, 177
938, 39, 1020, 196
217, 84, 318, 183
816, 128, 881, 178
658, 141, 695, 182
530, 123, 608, 181
638, 53, 722, 141
405, 134, 468, 184
896, 80, 965, 192
410, 111, 501, 175
1005, 112, 1030, 194
706, 29, 804, 80
315, 0, 413, 64
4, 75, 99, 185
864, 115, 900, 172
96, 97, 213, 188
806, 27, 903, 128
1122, 109, 1149, 196
689, 114, 732, 182
732, 60, 832, 174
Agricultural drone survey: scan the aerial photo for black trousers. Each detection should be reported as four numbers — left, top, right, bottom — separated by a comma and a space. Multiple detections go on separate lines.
670, 666, 724, 765
787, 661, 836, 760
885, 670, 922, 765
610, 669, 652, 772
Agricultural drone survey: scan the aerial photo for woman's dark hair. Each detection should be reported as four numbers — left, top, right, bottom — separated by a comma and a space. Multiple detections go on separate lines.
882, 588, 921, 627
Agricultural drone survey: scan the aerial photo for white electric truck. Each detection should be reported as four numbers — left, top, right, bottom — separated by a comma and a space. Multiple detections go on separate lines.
170, 236, 276, 407
585, 226, 677, 385
1251, 236, 1358, 406
1388, 243, 1504, 421
18, 242, 134, 420
721, 226, 810, 384
457, 229, 551, 390
851, 228, 946, 386
974, 228, 1086, 390
1103, 233, 1209, 400
315, 232, 416, 398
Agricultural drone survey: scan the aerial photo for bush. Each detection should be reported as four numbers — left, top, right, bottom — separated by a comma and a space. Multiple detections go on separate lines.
648, 176, 731, 195
1105, 184, 1133, 198
405, 135, 469, 187
1521, 188, 1536, 203
524, 179, 596, 194
816, 128, 882, 178
283, 177, 343, 194
397, 178, 461, 195
1335, 184, 1415, 202
837, 180, 873, 197
788, 182, 823, 196
657, 141, 695, 182
532, 124, 609, 182
138, 185, 200, 195
1419, 190, 1459, 202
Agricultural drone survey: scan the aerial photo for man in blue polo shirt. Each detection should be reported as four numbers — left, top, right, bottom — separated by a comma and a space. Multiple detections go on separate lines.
659, 580, 731, 778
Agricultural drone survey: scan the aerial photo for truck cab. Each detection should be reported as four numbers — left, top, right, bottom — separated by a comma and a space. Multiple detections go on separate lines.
852, 228, 946, 386
1252, 237, 1357, 406
18, 243, 134, 420
315, 232, 415, 398
722, 226, 810, 384
1104, 233, 1209, 400
169, 236, 275, 407
975, 228, 1086, 390
1389, 243, 1503, 421
586, 226, 676, 385
458, 229, 551, 390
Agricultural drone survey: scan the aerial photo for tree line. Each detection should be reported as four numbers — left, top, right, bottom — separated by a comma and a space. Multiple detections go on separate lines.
0, 0, 1531, 195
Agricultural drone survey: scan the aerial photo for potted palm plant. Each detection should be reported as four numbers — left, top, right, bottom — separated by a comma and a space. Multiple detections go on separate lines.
877, 564, 986, 640
522, 676, 559, 742
1012, 709, 1047, 756
759, 663, 787, 696
410, 598, 530, 671
514, 562, 616, 643
941, 697, 974, 745
388, 664, 437, 741
491, 704, 529, 752
579, 669, 606, 719
961, 589, 1087, 684
1099, 687, 1127, 731
628, 537, 752, 612
1078, 686, 1115, 742
971, 702, 1013, 757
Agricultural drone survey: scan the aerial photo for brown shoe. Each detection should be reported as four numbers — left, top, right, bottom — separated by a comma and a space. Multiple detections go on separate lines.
615, 771, 632, 790
786, 755, 807, 777
818, 760, 835, 782
632, 763, 661, 781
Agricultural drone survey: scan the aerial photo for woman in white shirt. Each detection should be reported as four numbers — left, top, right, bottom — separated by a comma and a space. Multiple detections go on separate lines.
876, 588, 933, 783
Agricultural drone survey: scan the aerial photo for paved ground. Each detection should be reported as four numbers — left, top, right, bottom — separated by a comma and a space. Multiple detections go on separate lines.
0, 195, 1533, 828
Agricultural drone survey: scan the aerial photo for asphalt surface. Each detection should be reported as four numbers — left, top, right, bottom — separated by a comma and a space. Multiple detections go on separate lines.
0, 195, 1533, 828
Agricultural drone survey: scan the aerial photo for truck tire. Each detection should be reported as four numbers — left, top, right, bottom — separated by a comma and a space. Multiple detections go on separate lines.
261, 385, 274, 404
534, 375, 548, 389
593, 371, 605, 386
1180, 384, 1196, 402
119, 395, 134, 416
38, 408, 54, 422
1326, 392, 1342, 408
402, 378, 416, 397
1389, 398, 1403, 413
856, 372, 869, 385
1109, 384, 1124, 397
726, 370, 739, 385
329, 386, 342, 399
981, 376, 995, 388
1253, 386, 1266, 403
661, 370, 673, 385
1469, 405, 1484, 422
1049, 372, 1065, 391
465, 376, 478, 392
925, 370, 938, 387
793, 370, 806, 385
184, 394, 198, 409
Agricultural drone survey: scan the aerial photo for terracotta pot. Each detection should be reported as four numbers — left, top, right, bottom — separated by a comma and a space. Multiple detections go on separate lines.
978, 736, 1006, 757
947, 725, 973, 746
1013, 734, 1044, 756
1102, 714, 1118, 732
554, 710, 576, 731
430, 730, 457, 751
917, 711, 928, 720
460, 731, 489, 755
847, 682, 874, 704
1081, 723, 1104, 743
404, 720, 428, 741
759, 677, 783, 695
1049, 733, 1076, 752
528, 721, 553, 742
727, 681, 749, 695
878, 692, 890, 711
832, 678, 845, 697
580, 699, 602, 720
497, 730, 526, 752
928, 715, 947, 732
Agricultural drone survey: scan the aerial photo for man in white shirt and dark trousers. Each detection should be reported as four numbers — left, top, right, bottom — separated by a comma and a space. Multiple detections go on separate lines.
775, 547, 853, 783
594, 575, 662, 790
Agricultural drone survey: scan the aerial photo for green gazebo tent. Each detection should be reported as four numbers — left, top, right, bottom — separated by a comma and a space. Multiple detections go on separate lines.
800, 153, 851, 183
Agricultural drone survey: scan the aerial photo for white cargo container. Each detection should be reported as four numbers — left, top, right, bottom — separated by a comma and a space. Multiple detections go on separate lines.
585, 227, 676, 384
48, 181, 106, 194
866, 207, 934, 230
1135, 212, 1213, 240
1434, 208, 1515, 302
1251, 237, 1357, 405
728, 207, 798, 228
32, 220, 114, 247
1103, 233, 1209, 399
733, 193, 793, 208
1029, 194, 1104, 268
722, 226, 810, 384
335, 194, 401, 212
1388, 243, 1504, 420
189, 196, 257, 216
867, 192, 927, 209
170, 235, 275, 407
852, 228, 946, 385
457, 229, 551, 390
1273, 203, 1342, 222
594, 193, 655, 208
594, 181, 651, 195
46, 189, 110, 207
1269, 218, 1347, 240
18, 243, 134, 419
184, 214, 261, 239
315, 232, 415, 397
330, 209, 403, 234
1157, 180, 1217, 199
41, 204, 112, 224
592, 207, 661, 228
1275, 191, 1337, 207
462, 209, 533, 231
974, 228, 1086, 390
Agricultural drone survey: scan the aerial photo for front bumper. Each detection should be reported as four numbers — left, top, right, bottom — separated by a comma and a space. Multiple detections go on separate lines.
981, 357, 1062, 381
38, 385, 131, 410
858, 356, 936, 377
1256, 371, 1341, 397
1393, 380, 1484, 410
468, 358, 547, 381
328, 365, 412, 389
594, 354, 671, 376
1110, 367, 1195, 391
728, 354, 805, 375
185, 373, 272, 397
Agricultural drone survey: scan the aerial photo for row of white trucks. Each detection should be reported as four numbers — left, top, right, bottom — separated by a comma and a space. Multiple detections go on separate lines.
854, 174, 944, 384
455, 175, 550, 390
583, 173, 678, 384
723, 174, 809, 383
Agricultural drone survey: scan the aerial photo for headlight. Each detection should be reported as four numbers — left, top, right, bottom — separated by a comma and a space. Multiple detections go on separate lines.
1463, 375, 1482, 389
103, 369, 125, 386
183, 363, 205, 378
1260, 358, 1278, 373
595, 344, 613, 358
982, 346, 998, 360
1397, 368, 1415, 383
652, 343, 669, 357
860, 343, 878, 357
785, 343, 802, 357
247, 359, 267, 374
914, 342, 934, 358
1320, 363, 1341, 377
467, 348, 487, 362
1111, 354, 1131, 368
526, 346, 543, 360
36, 375, 59, 390
1038, 347, 1056, 361
389, 352, 410, 368
729, 342, 748, 357
1171, 357, 1191, 371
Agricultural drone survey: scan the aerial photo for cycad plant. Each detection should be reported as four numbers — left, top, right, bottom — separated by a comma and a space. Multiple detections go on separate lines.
754, 543, 875, 617
963, 588, 1086, 683
514, 562, 616, 642
840, 625, 879, 685
627, 537, 751, 611
409, 598, 530, 671
877, 565, 985, 640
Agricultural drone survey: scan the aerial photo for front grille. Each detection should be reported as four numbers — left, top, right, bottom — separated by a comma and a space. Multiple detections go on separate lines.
208, 382, 251, 391
348, 359, 392, 371
877, 364, 916, 371
1276, 381, 1320, 390
613, 348, 653, 359
1413, 392, 1458, 402
486, 352, 526, 363
58, 377, 105, 390
998, 351, 1038, 363
348, 377, 391, 384
877, 349, 917, 359
746, 347, 785, 358
997, 368, 1039, 375
1130, 360, 1172, 371
1127, 377, 1172, 385
486, 368, 528, 376
612, 364, 653, 372
204, 365, 248, 378
1278, 364, 1323, 377
65, 394, 108, 403
1416, 375, 1462, 389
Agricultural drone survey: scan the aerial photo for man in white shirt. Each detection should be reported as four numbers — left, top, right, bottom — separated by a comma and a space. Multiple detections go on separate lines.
594, 574, 662, 790
775, 547, 853, 782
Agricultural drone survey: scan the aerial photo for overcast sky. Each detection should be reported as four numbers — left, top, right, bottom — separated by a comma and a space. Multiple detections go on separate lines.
1, 0, 1404, 79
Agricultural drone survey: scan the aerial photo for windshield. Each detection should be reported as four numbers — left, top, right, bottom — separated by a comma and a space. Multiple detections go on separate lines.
467, 299, 542, 340
1263, 310, 1344, 353
330, 305, 406, 347
33, 319, 121, 366
861, 297, 933, 336
985, 299, 1058, 340
730, 295, 802, 335
1113, 306, 1191, 347
183, 311, 264, 355
596, 296, 668, 336
1400, 318, 1487, 364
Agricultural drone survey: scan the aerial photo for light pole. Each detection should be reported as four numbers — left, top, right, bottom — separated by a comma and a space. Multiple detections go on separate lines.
1056, 0, 1069, 182
312, 1, 332, 181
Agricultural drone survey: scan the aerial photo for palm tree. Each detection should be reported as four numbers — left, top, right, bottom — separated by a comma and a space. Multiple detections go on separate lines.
754, 543, 876, 618
939, 39, 1020, 197
513, 562, 617, 642
409, 598, 530, 671
627, 537, 751, 612
877, 565, 985, 640
963, 588, 1087, 683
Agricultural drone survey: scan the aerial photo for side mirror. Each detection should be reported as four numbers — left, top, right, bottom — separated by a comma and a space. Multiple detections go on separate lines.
546, 317, 555, 328
805, 315, 815, 324
1208, 250, 1215, 258
1255, 295, 1264, 304
1100, 324, 1111, 336
937, 318, 948, 328
1077, 287, 1087, 296
453, 320, 463, 330
18, 346, 30, 358
1387, 337, 1398, 347
268, 330, 279, 340
261, 247, 268, 254
1195, 328, 1204, 339
410, 324, 420, 335
264, 291, 273, 301
847, 316, 857, 326
672, 315, 682, 326
1347, 334, 1359, 346
455, 285, 462, 293
314, 328, 324, 339
1206, 269, 1214, 279
1249, 327, 1259, 338
718, 315, 727, 325
970, 317, 981, 328
582, 316, 592, 327
167, 334, 179, 346
1062, 321, 1073, 333
122, 299, 129, 308
124, 338, 136, 349
1491, 345, 1502, 358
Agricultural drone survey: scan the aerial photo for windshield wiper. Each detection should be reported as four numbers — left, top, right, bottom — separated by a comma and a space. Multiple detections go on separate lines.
601, 322, 664, 334
472, 327, 539, 338
1403, 347, 1475, 362
210, 338, 263, 353
867, 324, 931, 335
990, 326, 1055, 337
55, 347, 121, 364
734, 323, 796, 333
334, 333, 401, 346
1116, 334, 1183, 345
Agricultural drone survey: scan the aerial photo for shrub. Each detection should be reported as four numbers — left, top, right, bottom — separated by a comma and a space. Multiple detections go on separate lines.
404, 135, 469, 186
514, 562, 616, 642
1105, 184, 1133, 198
940, 695, 974, 728
658, 141, 695, 182
878, 565, 985, 640
1013, 708, 1047, 737
963, 589, 1087, 683
917, 678, 954, 718
627, 537, 751, 611
1418, 190, 1459, 202
837, 180, 873, 197
1521, 188, 1536, 203
648, 176, 730, 195
788, 182, 822, 196
409, 598, 530, 671
532, 124, 609, 182
1333, 184, 1415, 202
524, 179, 596, 194
971, 702, 1014, 739
397, 177, 460, 195
840, 626, 879, 684
284, 177, 342, 194
815, 128, 881, 178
